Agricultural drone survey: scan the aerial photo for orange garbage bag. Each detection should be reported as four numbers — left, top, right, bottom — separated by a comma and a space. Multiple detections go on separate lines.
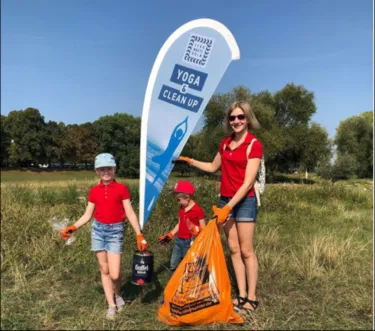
157, 218, 244, 326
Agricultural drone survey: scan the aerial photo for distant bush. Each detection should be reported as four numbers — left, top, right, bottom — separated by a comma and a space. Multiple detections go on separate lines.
316, 153, 358, 181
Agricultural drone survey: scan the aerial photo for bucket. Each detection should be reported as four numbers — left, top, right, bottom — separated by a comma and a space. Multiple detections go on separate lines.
131, 250, 154, 285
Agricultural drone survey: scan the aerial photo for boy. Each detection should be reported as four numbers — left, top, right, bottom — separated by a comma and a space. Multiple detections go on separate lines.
60, 153, 148, 319
158, 180, 205, 273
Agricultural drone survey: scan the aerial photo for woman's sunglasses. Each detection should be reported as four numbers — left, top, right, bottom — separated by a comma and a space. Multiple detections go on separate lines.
228, 114, 246, 121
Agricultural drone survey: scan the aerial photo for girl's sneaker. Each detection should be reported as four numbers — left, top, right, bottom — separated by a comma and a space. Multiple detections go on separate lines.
106, 305, 117, 320
115, 295, 126, 311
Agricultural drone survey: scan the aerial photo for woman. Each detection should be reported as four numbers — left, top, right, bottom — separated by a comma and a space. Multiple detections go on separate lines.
178, 101, 263, 313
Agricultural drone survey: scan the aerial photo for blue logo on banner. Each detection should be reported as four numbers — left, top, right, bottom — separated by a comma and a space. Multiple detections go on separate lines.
170, 64, 208, 91
158, 85, 203, 113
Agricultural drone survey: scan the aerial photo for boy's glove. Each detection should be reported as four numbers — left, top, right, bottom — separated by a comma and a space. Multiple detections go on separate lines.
190, 225, 202, 236
60, 225, 77, 240
158, 232, 174, 247
212, 205, 232, 224
177, 156, 193, 165
137, 234, 148, 251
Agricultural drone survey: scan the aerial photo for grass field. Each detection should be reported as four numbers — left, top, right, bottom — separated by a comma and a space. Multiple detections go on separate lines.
1, 171, 373, 330
1, 169, 98, 183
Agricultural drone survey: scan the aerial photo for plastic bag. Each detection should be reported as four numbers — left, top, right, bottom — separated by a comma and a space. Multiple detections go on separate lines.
158, 218, 243, 326
49, 216, 76, 246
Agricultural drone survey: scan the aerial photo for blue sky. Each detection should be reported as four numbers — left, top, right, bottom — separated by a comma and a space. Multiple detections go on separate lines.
1, 0, 373, 138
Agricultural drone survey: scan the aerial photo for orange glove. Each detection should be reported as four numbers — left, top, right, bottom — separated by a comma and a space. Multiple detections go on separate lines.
178, 156, 193, 165
60, 225, 77, 240
137, 234, 148, 251
190, 225, 202, 236
212, 205, 232, 224
158, 232, 174, 247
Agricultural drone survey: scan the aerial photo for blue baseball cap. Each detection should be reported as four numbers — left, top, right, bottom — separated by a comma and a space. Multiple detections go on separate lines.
94, 153, 117, 169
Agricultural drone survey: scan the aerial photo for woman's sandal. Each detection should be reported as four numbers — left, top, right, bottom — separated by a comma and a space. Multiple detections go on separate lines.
233, 296, 246, 311
239, 298, 259, 313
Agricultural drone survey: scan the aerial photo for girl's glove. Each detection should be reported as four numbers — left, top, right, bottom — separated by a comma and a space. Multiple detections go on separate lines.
212, 205, 232, 224
158, 232, 174, 247
137, 234, 148, 251
60, 225, 77, 240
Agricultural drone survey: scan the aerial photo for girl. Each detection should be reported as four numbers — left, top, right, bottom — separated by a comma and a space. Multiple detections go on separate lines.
61, 153, 148, 319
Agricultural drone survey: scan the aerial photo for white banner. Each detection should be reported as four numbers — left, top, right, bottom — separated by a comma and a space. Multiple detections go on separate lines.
139, 19, 240, 229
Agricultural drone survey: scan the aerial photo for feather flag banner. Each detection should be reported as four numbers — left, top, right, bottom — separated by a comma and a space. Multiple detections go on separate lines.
139, 19, 240, 229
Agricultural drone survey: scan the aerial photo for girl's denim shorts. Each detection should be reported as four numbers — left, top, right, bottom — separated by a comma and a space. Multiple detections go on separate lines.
91, 219, 124, 254
219, 195, 257, 222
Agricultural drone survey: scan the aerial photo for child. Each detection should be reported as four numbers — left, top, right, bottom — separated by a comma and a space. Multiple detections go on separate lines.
158, 180, 205, 273
60, 153, 148, 320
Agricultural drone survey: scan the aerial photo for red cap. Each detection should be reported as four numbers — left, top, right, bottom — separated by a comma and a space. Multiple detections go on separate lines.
173, 180, 195, 195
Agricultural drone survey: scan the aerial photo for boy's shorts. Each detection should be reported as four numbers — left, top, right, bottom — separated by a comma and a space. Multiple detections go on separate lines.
170, 237, 192, 272
91, 219, 124, 254
219, 195, 257, 222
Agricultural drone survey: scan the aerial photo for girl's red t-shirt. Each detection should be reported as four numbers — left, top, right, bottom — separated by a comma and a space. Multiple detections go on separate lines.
88, 180, 130, 224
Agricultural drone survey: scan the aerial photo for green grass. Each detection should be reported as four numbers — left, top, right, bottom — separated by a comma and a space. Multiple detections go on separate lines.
1, 169, 98, 182
1, 173, 373, 330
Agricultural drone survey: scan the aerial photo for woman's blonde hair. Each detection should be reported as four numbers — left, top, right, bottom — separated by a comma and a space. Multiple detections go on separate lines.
225, 101, 260, 132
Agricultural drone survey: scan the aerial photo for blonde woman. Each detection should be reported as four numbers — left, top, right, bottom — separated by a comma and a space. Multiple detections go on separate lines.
178, 101, 263, 313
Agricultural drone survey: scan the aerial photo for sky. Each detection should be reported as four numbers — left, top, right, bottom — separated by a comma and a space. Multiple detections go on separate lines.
1, 0, 373, 138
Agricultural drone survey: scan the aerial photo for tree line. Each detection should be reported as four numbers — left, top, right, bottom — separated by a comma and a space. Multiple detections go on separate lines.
1, 83, 372, 179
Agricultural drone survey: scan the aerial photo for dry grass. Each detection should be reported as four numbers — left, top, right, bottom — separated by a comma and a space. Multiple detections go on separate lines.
1, 175, 373, 330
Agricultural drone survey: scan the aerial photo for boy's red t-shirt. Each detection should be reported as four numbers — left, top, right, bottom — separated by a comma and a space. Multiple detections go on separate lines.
177, 203, 205, 239
219, 131, 263, 197
88, 180, 130, 224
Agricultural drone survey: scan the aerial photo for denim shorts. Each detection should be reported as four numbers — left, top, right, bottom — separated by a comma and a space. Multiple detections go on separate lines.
219, 195, 257, 222
91, 219, 124, 254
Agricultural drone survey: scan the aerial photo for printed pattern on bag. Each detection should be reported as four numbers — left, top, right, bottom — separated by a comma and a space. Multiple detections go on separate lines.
169, 255, 220, 316
157, 219, 243, 325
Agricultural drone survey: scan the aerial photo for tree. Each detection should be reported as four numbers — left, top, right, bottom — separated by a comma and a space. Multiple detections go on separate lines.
335, 111, 373, 178
316, 153, 358, 182
6, 108, 46, 166
0, 115, 11, 167
269, 83, 317, 173
192, 83, 327, 178
44, 121, 67, 165
299, 123, 332, 172
61, 123, 98, 166
93, 113, 141, 177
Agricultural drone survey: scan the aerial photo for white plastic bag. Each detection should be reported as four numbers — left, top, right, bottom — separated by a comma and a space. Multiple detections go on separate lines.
49, 216, 76, 245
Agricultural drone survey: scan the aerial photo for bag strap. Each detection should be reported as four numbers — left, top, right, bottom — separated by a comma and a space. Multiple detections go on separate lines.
246, 138, 257, 159
247, 138, 262, 207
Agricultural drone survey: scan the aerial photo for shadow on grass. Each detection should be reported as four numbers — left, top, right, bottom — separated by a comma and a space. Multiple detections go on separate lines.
95, 255, 240, 305
118, 262, 171, 304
